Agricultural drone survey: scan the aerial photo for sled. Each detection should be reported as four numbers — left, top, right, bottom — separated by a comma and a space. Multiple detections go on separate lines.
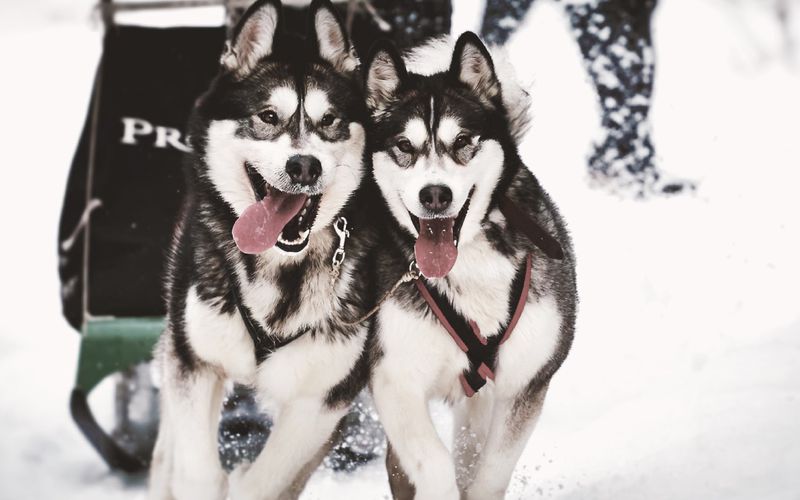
60, 0, 229, 471
59, 0, 451, 474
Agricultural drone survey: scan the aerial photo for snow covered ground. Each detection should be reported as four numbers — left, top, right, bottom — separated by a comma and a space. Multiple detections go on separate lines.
1, 0, 799, 499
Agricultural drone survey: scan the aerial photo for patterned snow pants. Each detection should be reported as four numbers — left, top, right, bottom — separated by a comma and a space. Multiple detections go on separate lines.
482, 0, 690, 196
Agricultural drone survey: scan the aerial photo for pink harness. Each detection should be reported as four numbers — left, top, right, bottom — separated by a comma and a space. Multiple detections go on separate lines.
415, 254, 533, 396
411, 194, 563, 396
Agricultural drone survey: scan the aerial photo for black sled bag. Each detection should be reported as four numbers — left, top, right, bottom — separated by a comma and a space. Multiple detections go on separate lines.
59, 25, 225, 328
58, 24, 224, 472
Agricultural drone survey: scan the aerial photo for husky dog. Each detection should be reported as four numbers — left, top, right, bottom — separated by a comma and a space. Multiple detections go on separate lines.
148, 1, 375, 499
363, 34, 577, 499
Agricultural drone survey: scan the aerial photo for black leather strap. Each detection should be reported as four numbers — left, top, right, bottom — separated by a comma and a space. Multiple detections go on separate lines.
231, 282, 305, 364
70, 388, 147, 473
416, 256, 530, 396
498, 195, 564, 260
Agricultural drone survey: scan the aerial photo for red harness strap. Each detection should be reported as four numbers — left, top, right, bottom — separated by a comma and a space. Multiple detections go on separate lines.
498, 196, 564, 260
412, 195, 561, 396
415, 254, 533, 396
500, 253, 533, 345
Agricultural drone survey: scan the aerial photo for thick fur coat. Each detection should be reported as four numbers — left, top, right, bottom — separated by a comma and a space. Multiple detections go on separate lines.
148, 2, 378, 499
363, 33, 577, 499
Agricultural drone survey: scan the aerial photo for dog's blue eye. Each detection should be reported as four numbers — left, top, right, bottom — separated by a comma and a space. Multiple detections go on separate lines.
320, 113, 336, 127
257, 110, 278, 125
453, 134, 470, 150
396, 138, 414, 154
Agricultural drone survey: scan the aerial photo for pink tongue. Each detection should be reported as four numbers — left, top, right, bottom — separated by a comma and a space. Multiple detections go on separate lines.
232, 191, 308, 254
414, 218, 458, 278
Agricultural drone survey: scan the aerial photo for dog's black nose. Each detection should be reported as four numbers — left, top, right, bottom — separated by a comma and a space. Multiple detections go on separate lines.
286, 155, 322, 186
419, 185, 453, 213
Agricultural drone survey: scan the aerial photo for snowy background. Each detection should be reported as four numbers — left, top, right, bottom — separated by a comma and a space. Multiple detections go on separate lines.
1, 0, 799, 498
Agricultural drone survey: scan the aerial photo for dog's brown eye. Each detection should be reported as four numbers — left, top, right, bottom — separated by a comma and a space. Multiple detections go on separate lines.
320, 113, 336, 127
453, 134, 471, 150
396, 138, 414, 154
257, 110, 278, 125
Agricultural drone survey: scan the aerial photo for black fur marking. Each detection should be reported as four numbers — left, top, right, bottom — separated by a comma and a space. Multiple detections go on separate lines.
192, 226, 236, 314
165, 215, 199, 374
367, 72, 507, 173
324, 320, 377, 409
264, 259, 309, 327
483, 220, 516, 258
222, 64, 362, 147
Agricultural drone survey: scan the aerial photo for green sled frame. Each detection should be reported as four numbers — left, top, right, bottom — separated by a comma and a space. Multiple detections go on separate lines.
70, 317, 163, 473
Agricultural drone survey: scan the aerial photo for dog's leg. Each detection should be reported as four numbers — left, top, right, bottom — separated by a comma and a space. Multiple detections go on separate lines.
452, 392, 494, 494
277, 418, 342, 500
372, 376, 459, 500
386, 441, 415, 500
150, 360, 226, 500
228, 398, 346, 500
465, 383, 549, 500
149, 381, 175, 500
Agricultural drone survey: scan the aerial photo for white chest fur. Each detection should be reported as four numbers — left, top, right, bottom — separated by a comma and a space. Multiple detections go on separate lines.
185, 286, 257, 384
256, 328, 366, 408
376, 300, 470, 401
183, 232, 365, 399
376, 236, 563, 401
440, 238, 518, 338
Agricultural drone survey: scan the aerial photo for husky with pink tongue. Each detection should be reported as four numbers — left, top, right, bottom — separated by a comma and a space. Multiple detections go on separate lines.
364, 34, 577, 500
149, 2, 379, 500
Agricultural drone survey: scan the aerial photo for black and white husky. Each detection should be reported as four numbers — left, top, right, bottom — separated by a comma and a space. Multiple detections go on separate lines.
364, 34, 577, 499
148, 1, 375, 499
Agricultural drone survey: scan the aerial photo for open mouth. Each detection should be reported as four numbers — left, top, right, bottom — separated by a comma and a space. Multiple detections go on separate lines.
408, 187, 473, 278
231, 163, 322, 254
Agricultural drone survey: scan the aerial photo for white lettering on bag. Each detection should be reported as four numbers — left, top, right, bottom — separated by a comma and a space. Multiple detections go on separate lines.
120, 117, 192, 152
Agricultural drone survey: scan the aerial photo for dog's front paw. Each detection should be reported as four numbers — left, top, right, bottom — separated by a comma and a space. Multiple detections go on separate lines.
227, 464, 253, 500
413, 468, 459, 500
171, 467, 227, 500
415, 481, 459, 500
466, 482, 508, 500
229, 463, 275, 500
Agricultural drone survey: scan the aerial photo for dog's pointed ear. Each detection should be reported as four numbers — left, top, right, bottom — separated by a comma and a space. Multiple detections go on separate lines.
310, 0, 358, 74
365, 41, 406, 115
221, 0, 281, 77
449, 32, 500, 104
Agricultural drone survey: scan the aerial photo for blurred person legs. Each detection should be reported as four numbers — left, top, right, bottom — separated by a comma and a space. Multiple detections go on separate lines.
482, 0, 694, 196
